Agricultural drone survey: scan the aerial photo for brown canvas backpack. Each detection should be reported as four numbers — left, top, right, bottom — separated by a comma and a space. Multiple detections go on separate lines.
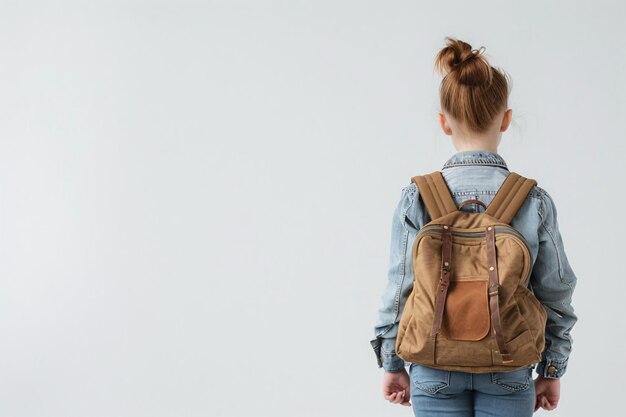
395, 170, 548, 373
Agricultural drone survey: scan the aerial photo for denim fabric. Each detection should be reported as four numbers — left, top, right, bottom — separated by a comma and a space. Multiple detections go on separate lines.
370, 150, 578, 379
409, 363, 535, 417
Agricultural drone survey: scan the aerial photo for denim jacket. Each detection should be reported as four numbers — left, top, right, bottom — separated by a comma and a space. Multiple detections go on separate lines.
370, 150, 578, 379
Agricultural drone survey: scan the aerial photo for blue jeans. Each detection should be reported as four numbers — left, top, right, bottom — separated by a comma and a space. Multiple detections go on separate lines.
409, 363, 535, 417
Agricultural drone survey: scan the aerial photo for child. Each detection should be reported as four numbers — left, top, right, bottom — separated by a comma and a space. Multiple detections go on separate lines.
369, 37, 578, 417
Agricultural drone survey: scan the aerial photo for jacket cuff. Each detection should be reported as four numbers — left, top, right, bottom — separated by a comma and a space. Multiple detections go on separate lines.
535, 357, 569, 379
370, 336, 407, 372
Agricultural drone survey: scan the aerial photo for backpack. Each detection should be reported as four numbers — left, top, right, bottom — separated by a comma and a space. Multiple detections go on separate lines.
395, 170, 548, 373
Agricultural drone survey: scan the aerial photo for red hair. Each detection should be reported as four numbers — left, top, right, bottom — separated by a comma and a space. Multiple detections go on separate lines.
434, 37, 511, 133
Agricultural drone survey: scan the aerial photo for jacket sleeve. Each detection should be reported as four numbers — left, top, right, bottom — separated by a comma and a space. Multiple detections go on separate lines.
530, 187, 578, 379
369, 183, 423, 372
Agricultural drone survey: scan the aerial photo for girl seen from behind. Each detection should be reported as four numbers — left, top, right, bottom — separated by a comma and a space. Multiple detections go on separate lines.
370, 37, 578, 417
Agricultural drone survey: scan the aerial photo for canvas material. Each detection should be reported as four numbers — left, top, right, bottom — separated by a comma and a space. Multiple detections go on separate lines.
394, 172, 548, 373
370, 150, 578, 379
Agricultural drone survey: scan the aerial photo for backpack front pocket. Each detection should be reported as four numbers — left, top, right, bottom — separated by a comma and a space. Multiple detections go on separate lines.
440, 278, 491, 341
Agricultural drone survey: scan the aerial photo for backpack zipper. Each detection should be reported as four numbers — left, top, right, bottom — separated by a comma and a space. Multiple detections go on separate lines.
414, 224, 533, 286
415, 224, 530, 248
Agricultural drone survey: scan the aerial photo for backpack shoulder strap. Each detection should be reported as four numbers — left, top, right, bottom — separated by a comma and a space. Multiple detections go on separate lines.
484, 171, 538, 224
411, 170, 458, 221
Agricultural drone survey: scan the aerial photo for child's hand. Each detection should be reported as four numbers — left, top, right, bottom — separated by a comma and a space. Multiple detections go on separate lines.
382, 369, 411, 407
534, 376, 560, 411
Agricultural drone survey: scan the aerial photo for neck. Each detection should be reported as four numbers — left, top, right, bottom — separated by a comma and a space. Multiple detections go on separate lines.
451, 136, 500, 153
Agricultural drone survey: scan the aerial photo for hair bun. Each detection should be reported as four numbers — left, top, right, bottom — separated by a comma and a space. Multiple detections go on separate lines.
435, 38, 492, 86
453, 46, 485, 68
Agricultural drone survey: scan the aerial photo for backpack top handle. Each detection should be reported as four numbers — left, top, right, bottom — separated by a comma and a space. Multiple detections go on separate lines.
458, 199, 488, 211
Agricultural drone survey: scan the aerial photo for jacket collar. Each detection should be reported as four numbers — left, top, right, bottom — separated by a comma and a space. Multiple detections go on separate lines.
441, 149, 509, 171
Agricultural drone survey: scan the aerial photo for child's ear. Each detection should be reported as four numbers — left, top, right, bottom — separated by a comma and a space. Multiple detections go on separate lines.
500, 108, 513, 132
438, 112, 452, 136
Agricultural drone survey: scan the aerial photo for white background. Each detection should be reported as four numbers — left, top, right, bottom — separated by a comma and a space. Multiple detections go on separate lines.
0, 1, 623, 416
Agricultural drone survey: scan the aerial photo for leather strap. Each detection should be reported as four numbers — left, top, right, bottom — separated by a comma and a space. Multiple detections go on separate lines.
486, 225, 512, 363
431, 226, 452, 337
412, 171, 457, 221
484, 172, 538, 224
